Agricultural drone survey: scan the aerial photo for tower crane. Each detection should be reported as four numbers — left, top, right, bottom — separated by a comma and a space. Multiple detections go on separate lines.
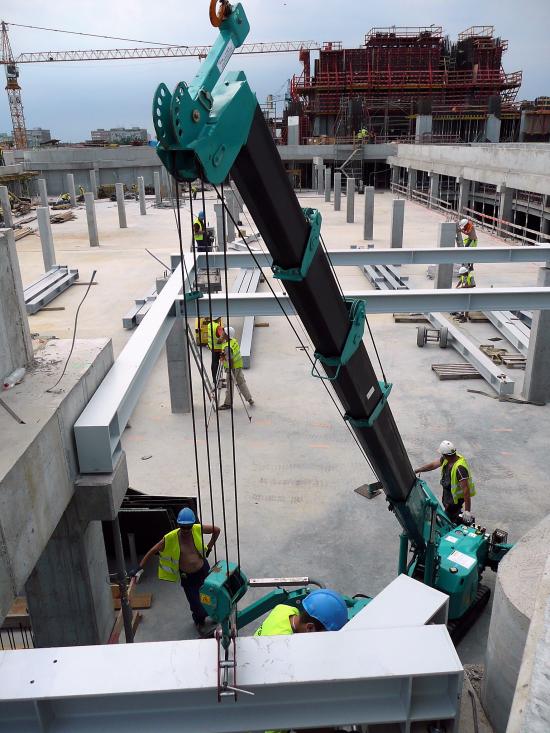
0, 19, 321, 148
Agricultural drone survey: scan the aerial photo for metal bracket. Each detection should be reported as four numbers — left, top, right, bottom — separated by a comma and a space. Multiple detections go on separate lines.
311, 298, 366, 380
272, 208, 322, 282
344, 381, 393, 428
184, 290, 203, 302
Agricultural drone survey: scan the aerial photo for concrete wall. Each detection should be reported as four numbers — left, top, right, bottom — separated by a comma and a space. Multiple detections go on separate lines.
279, 142, 396, 162
0, 338, 113, 625
482, 514, 550, 732
390, 143, 550, 196
5, 146, 163, 195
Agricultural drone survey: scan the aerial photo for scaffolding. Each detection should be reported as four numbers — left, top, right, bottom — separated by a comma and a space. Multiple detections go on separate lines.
289, 25, 522, 143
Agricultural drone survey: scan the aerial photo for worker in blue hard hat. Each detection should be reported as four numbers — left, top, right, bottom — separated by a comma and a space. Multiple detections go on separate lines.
254, 588, 348, 636
130, 507, 221, 637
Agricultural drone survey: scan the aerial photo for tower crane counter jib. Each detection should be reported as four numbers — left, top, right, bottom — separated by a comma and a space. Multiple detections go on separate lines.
153, 1, 512, 642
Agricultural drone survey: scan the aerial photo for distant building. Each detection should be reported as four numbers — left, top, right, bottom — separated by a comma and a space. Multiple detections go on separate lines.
26, 128, 52, 147
0, 132, 14, 147
90, 127, 148, 144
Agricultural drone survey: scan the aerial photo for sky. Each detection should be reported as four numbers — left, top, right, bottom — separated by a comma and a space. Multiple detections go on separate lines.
1, 0, 549, 142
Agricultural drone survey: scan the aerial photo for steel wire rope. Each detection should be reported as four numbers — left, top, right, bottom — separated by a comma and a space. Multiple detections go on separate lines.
173, 182, 210, 560
213, 184, 377, 473
191, 183, 231, 571
220, 182, 242, 571
5, 21, 183, 47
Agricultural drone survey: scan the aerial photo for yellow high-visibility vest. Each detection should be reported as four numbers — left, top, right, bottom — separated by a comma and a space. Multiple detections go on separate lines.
222, 338, 243, 370
193, 217, 204, 241
254, 604, 299, 636
207, 320, 225, 352
158, 526, 206, 582
441, 455, 476, 504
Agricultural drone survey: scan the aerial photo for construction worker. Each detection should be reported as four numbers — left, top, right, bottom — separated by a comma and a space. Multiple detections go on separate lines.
219, 326, 254, 410
454, 265, 476, 321
207, 319, 225, 384
193, 211, 206, 251
130, 507, 220, 637
254, 589, 348, 636
356, 128, 368, 142
415, 441, 475, 525
191, 183, 198, 200
459, 218, 478, 271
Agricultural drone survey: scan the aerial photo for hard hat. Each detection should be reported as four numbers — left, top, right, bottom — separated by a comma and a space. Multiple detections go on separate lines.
302, 588, 348, 631
459, 218, 468, 229
177, 507, 196, 526
458, 266, 469, 275
224, 325, 235, 338
439, 440, 456, 456
198, 211, 205, 221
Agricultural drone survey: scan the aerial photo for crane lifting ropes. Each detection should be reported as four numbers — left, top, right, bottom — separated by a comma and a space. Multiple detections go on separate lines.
0, 19, 321, 148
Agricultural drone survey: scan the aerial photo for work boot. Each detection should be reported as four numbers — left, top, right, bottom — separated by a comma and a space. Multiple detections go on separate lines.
196, 616, 217, 638
218, 404, 231, 410
248, 399, 254, 406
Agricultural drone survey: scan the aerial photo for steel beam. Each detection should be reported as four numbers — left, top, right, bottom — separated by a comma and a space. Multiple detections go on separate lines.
484, 311, 530, 356
426, 312, 515, 395
184, 288, 550, 318
193, 246, 550, 269
74, 256, 194, 474
0, 626, 462, 733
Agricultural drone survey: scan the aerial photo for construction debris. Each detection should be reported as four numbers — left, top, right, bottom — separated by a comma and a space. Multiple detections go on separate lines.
14, 227, 34, 241
480, 344, 526, 369
50, 210, 76, 224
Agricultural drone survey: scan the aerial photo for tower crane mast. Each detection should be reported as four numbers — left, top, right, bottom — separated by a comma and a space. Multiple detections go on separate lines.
1, 21, 27, 149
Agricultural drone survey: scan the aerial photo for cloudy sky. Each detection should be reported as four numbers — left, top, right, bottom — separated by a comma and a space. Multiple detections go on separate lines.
1, 0, 548, 141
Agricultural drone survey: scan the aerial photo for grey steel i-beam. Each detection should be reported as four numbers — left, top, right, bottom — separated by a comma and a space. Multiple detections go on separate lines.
186, 288, 550, 319
426, 312, 514, 396
74, 256, 195, 474
193, 246, 550, 270
484, 311, 530, 356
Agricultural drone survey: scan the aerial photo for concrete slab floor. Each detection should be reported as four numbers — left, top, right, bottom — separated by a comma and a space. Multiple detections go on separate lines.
14, 191, 550, 670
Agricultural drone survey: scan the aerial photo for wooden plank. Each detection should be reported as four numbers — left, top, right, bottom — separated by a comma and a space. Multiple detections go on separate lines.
113, 594, 152, 610
393, 313, 429, 323
108, 578, 137, 644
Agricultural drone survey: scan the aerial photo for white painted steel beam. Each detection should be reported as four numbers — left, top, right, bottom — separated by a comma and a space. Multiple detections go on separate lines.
186, 288, 550, 318
193, 246, 550, 269
426, 312, 515, 395
74, 256, 194, 474
0, 626, 462, 733
484, 310, 530, 356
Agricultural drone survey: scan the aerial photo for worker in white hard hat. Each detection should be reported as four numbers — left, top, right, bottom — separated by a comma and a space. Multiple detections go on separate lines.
415, 441, 476, 525
454, 265, 476, 322
218, 325, 254, 410
458, 218, 478, 272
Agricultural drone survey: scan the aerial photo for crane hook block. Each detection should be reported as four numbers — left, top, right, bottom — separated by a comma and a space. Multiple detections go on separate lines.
312, 299, 367, 381
152, 3, 256, 184
272, 208, 322, 282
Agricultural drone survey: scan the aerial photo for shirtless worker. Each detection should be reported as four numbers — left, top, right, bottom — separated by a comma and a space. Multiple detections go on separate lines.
131, 507, 220, 637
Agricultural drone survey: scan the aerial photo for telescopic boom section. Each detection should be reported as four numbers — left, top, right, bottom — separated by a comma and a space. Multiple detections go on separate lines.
231, 107, 417, 513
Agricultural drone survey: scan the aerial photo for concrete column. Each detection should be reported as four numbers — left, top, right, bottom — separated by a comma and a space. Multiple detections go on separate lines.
346, 178, 355, 223
36, 207, 56, 272
390, 165, 399, 188
523, 264, 550, 404
66, 173, 77, 207
324, 167, 331, 202
317, 164, 324, 195
154, 171, 162, 206
160, 166, 170, 198
84, 192, 99, 247
89, 169, 98, 200
231, 182, 244, 212
485, 114, 501, 143
38, 178, 49, 208
458, 177, 471, 215
115, 183, 127, 229
407, 168, 417, 198
363, 186, 374, 240
226, 190, 240, 233
436, 222, 456, 290
157, 279, 191, 413
0, 228, 33, 379
390, 199, 405, 249
498, 184, 514, 230
334, 172, 342, 211
429, 172, 440, 208
415, 114, 433, 143
287, 115, 300, 145
0, 186, 14, 228
137, 176, 146, 215
25, 497, 114, 647
214, 203, 228, 248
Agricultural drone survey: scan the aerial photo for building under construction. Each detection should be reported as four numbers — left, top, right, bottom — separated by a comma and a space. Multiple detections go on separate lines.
285, 25, 522, 144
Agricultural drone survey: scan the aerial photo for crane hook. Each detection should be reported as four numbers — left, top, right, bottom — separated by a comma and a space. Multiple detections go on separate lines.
209, 0, 232, 27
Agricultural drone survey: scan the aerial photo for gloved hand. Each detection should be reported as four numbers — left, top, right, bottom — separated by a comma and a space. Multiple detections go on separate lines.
461, 510, 473, 524
128, 566, 143, 581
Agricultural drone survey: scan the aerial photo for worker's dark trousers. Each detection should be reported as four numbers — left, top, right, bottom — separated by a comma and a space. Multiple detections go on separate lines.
180, 560, 210, 626
444, 499, 464, 525
211, 350, 221, 384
